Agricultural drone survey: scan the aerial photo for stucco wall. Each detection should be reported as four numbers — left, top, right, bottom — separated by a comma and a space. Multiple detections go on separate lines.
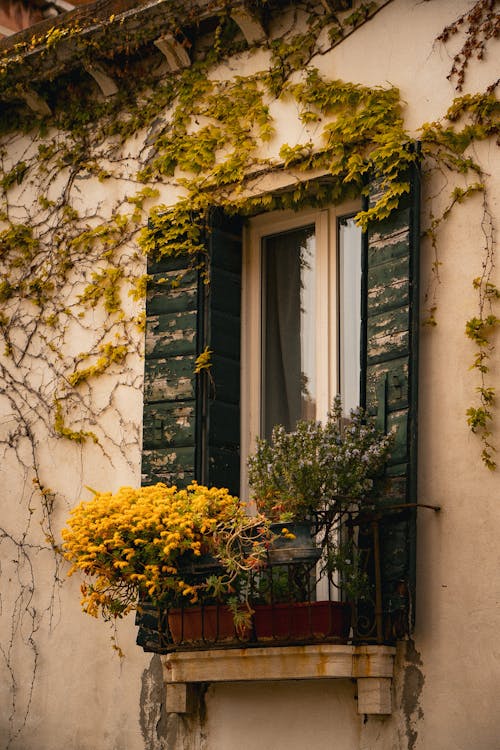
0, 1, 499, 749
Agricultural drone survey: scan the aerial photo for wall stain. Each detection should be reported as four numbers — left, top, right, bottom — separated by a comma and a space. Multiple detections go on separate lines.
401, 640, 424, 750
140, 654, 168, 750
140, 661, 209, 750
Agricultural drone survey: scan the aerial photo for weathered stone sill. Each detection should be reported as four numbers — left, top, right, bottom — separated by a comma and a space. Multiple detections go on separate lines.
162, 644, 396, 716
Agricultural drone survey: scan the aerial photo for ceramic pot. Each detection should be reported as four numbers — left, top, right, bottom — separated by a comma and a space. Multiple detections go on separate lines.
267, 521, 321, 565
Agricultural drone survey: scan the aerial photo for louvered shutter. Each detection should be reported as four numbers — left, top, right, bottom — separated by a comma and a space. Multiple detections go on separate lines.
361, 163, 420, 639
141, 211, 242, 493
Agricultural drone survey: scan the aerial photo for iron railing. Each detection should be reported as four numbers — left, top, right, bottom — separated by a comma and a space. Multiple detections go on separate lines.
136, 511, 412, 654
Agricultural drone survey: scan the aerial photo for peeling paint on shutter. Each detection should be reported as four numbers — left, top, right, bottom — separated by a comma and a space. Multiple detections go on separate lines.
142, 254, 198, 487
141, 212, 242, 494
362, 162, 420, 639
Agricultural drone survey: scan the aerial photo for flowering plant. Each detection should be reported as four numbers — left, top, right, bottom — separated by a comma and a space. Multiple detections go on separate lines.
62, 482, 269, 621
247, 396, 393, 522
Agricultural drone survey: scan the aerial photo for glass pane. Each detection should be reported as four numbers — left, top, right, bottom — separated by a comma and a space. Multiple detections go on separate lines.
339, 216, 362, 415
262, 225, 316, 439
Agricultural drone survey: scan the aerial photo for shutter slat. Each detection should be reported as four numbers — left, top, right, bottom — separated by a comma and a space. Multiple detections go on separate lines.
143, 402, 196, 449
146, 278, 198, 315
144, 355, 196, 403
145, 312, 197, 357
141, 447, 196, 486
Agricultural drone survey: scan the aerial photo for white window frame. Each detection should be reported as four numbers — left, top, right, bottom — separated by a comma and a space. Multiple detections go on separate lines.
240, 200, 360, 502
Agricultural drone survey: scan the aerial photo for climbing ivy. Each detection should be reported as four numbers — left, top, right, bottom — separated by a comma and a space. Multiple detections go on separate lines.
0, 0, 499, 743
0, 4, 497, 472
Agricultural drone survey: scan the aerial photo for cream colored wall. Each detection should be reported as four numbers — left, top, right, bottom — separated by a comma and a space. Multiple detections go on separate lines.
206, 2, 500, 748
0, 1, 499, 749
205, 680, 360, 749
415, 136, 500, 749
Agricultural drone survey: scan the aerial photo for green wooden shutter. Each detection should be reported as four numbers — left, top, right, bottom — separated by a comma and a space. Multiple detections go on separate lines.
362, 162, 420, 639
141, 211, 242, 493
142, 253, 199, 488
138, 211, 242, 652
201, 210, 242, 495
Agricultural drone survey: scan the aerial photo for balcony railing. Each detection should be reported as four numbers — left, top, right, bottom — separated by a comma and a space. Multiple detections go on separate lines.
136, 511, 411, 654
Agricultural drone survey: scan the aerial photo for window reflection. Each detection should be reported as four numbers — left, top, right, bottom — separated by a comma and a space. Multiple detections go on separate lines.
262, 225, 316, 439
339, 216, 362, 415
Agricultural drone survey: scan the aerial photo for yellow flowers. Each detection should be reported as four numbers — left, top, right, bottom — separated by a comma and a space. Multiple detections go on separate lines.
194, 346, 213, 374
61, 482, 257, 621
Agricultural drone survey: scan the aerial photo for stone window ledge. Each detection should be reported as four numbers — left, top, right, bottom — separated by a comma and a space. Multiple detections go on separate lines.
162, 644, 396, 716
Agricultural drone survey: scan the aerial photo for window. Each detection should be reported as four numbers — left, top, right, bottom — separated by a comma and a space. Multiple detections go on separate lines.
141, 168, 420, 641
240, 203, 362, 500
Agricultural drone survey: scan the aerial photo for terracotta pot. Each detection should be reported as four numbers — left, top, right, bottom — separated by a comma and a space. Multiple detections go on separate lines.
168, 605, 250, 645
253, 600, 351, 642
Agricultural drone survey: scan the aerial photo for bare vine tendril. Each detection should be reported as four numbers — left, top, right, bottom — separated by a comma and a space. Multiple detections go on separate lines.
0, 2, 499, 745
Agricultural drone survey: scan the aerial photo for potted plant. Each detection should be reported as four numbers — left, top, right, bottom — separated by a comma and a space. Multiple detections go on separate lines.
61, 482, 270, 646
246, 396, 393, 642
248, 396, 393, 523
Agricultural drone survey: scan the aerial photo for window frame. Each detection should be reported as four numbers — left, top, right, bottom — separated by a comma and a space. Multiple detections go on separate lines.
240, 200, 360, 502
